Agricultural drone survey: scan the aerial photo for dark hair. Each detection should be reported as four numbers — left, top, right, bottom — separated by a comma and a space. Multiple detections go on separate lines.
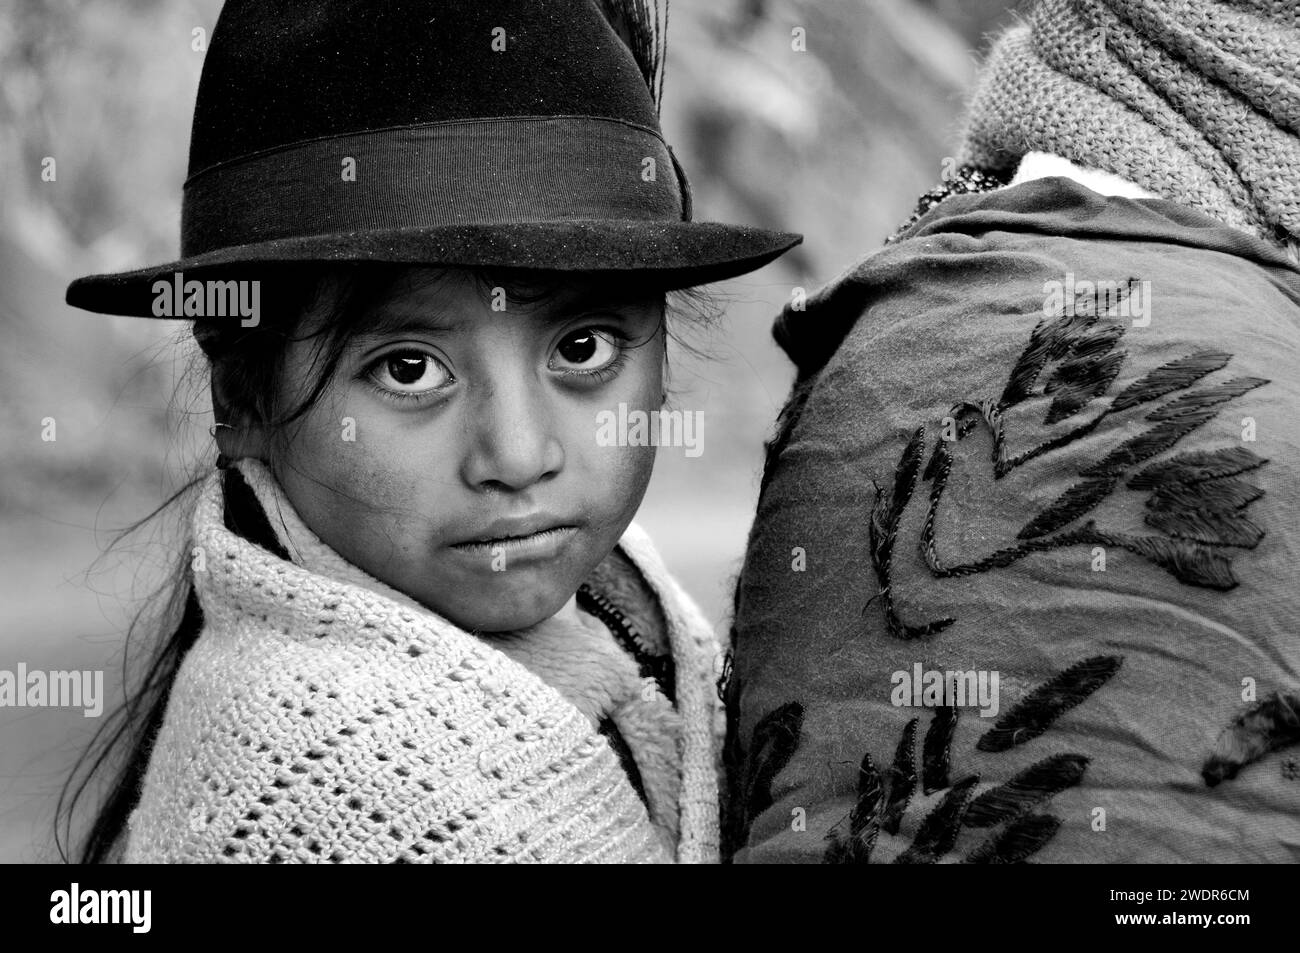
55, 262, 719, 863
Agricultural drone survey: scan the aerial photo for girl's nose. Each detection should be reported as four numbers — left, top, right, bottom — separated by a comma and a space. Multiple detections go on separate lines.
459, 374, 564, 492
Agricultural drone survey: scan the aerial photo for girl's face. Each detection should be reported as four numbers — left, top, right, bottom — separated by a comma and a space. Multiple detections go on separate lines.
266, 267, 666, 633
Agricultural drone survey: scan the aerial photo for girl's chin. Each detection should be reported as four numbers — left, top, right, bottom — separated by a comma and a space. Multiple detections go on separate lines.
417, 573, 579, 634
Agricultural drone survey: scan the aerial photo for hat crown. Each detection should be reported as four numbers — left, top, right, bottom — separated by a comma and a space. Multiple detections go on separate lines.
189, 0, 661, 178
64, 0, 803, 319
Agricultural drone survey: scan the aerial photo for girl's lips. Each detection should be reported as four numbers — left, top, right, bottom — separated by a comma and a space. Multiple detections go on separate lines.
448, 525, 579, 563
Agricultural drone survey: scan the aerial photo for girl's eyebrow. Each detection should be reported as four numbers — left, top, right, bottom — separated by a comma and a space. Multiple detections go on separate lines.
351, 290, 651, 342
485, 286, 654, 319
351, 307, 462, 341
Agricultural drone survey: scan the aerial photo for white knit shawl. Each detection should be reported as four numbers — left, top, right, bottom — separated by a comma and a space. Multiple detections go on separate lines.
122, 459, 724, 863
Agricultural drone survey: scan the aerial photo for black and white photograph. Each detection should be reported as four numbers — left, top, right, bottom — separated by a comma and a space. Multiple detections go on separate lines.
0, 0, 1295, 922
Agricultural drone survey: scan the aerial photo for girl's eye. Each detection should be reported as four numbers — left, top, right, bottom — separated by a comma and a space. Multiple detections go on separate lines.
550, 329, 623, 376
365, 349, 452, 399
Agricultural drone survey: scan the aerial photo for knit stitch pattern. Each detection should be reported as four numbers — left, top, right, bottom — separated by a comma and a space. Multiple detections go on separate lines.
959, 0, 1300, 244
479, 597, 685, 849
123, 459, 722, 863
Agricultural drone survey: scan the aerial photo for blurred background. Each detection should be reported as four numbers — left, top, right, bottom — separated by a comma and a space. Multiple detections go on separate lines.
0, 0, 1021, 861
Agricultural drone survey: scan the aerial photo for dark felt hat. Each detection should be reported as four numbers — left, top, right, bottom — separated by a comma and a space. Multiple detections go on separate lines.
65, 0, 802, 318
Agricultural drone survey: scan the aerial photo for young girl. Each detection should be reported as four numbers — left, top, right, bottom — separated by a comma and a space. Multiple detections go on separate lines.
60, 0, 799, 863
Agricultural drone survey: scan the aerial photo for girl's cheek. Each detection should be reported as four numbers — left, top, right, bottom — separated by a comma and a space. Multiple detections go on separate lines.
290, 392, 362, 477
308, 401, 426, 507
288, 377, 451, 523
576, 365, 662, 522
275, 392, 389, 516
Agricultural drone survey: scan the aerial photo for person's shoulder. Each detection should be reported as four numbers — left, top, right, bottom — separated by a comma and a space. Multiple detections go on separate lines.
900, 173, 1294, 274
776, 171, 1300, 381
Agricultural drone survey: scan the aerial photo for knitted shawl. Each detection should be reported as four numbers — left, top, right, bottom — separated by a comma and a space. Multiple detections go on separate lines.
959, 0, 1300, 245
122, 459, 724, 863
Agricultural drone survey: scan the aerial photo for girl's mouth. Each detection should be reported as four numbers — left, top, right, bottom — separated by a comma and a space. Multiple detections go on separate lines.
448, 525, 579, 563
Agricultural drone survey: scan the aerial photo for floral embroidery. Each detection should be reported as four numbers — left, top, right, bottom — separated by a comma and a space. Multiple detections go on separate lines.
1202, 692, 1300, 786
822, 657, 1122, 864
871, 281, 1270, 639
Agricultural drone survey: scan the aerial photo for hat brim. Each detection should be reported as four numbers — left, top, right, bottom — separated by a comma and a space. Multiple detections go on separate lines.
65, 220, 802, 318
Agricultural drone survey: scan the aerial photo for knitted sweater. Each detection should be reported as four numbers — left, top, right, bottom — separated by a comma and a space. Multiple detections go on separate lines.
122, 458, 725, 863
959, 0, 1300, 247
